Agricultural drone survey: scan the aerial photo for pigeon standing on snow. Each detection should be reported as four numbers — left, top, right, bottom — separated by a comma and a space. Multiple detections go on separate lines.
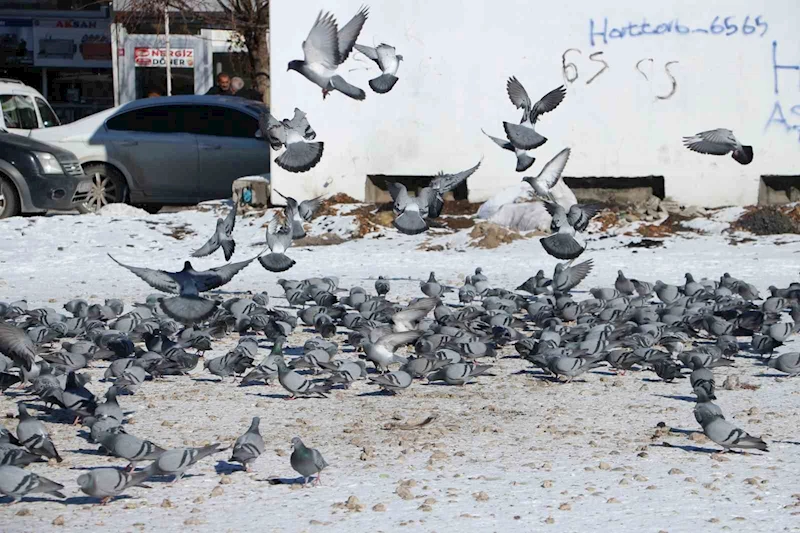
695, 407, 768, 452
275, 358, 333, 399
274, 190, 325, 239
260, 108, 324, 173
258, 215, 297, 273
368, 369, 413, 393
682, 129, 753, 165
192, 200, 237, 261
0, 465, 65, 502
522, 147, 571, 201
482, 128, 536, 172
146, 443, 225, 482
768, 352, 800, 376
290, 437, 328, 486
503, 77, 567, 150
354, 42, 403, 93
16, 404, 62, 462
230, 416, 265, 471
375, 276, 390, 296
96, 426, 166, 471
77, 467, 152, 504
288, 7, 369, 100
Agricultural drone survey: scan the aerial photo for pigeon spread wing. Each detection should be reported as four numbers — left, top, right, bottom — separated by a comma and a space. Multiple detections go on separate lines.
506, 76, 532, 111
482, 129, 513, 151
539, 148, 571, 188
299, 195, 325, 221
430, 159, 482, 193
530, 85, 567, 123
566, 259, 594, 287
377, 331, 424, 351
275, 142, 324, 173
287, 108, 316, 140
194, 258, 255, 293
191, 232, 221, 258
354, 43, 379, 62
222, 203, 237, 235
683, 129, 736, 155
303, 11, 340, 68
108, 255, 181, 294
337, 6, 369, 63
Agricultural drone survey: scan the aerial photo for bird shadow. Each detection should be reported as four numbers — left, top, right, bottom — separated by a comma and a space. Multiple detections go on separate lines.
0, 495, 70, 505
650, 442, 719, 454
357, 389, 395, 397
70, 448, 107, 456
245, 392, 287, 400
214, 460, 242, 475
64, 495, 135, 505
771, 440, 800, 446
262, 475, 314, 485
754, 372, 789, 378
655, 394, 697, 403
191, 377, 227, 383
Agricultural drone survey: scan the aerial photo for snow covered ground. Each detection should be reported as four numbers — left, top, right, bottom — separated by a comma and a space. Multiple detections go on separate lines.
1, 203, 799, 533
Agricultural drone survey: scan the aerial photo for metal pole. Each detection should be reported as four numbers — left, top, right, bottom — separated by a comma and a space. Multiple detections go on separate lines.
165, 3, 172, 96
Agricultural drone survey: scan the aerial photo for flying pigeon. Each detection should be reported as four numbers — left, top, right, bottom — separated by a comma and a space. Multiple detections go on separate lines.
290, 437, 328, 486
274, 189, 325, 239
682, 129, 753, 165
260, 109, 324, 173
0, 465, 65, 502
230, 416, 265, 472
363, 331, 422, 372
503, 78, 567, 150
288, 7, 369, 100
0, 322, 36, 372
522, 147, 570, 201
258, 214, 297, 273
354, 42, 403, 93
425, 159, 482, 219
552, 259, 594, 294
540, 201, 601, 260
482, 128, 536, 172
192, 200, 237, 261
389, 181, 428, 235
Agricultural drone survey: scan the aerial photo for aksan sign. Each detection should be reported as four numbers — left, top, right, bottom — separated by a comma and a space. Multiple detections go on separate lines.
134, 47, 194, 68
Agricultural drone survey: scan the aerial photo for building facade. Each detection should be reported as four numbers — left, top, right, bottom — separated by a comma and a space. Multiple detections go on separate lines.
269, 0, 800, 207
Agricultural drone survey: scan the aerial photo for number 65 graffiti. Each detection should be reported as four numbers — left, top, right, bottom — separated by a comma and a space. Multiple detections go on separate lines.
562, 48, 679, 100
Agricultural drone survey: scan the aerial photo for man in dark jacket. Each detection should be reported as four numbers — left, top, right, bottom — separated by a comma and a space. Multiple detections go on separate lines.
205, 72, 232, 95
231, 76, 263, 101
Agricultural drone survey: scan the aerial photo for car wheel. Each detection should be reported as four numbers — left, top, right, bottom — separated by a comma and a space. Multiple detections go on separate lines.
77, 164, 127, 214
0, 177, 21, 219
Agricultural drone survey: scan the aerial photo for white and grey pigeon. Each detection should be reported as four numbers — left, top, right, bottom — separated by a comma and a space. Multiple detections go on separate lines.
503, 77, 567, 150
192, 200, 237, 261
290, 437, 329, 486
259, 108, 324, 173
258, 214, 296, 273
522, 147, 571, 201
274, 189, 325, 239
362, 331, 422, 372
0, 465, 65, 502
389, 181, 428, 235
77, 467, 152, 504
354, 42, 403, 93
230, 416, 265, 472
540, 201, 602, 260
288, 7, 369, 100
682, 128, 753, 165
109, 255, 255, 324
482, 128, 536, 172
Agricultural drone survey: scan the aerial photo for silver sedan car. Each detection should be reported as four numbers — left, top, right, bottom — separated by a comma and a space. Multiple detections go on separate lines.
29, 95, 270, 213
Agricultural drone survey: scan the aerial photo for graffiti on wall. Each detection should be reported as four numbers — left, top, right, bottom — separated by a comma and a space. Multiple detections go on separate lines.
765, 40, 800, 142
589, 16, 768, 47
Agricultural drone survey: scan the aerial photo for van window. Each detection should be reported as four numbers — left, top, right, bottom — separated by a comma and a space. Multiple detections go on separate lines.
1, 95, 38, 130
35, 97, 60, 128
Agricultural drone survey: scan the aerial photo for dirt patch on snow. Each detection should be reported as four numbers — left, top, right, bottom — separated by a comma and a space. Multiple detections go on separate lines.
468, 222, 526, 249
636, 214, 695, 238
734, 206, 800, 235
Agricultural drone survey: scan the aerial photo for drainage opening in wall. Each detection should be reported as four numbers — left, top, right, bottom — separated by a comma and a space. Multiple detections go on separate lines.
365, 175, 469, 205
562, 176, 665, 205
759, 175, 800, 205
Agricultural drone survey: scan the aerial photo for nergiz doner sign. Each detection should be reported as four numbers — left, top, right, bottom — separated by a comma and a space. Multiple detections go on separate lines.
134, 47, 194, 68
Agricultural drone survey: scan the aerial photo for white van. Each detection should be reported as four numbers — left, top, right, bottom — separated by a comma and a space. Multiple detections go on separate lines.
0, 79, 61, 136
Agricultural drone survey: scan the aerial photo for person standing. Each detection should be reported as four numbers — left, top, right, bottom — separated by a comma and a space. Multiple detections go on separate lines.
230, 76, 263, 101
205, 72, 232, 95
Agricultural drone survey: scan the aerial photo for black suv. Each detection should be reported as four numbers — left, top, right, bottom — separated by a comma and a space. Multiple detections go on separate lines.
0, 130, 91, 218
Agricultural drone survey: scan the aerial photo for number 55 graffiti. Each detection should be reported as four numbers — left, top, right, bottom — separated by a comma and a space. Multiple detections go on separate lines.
563, 48, 679, 100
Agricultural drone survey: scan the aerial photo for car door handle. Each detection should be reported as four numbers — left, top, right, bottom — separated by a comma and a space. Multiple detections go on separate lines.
115, 140, 138, 146
200, 144, 222, 150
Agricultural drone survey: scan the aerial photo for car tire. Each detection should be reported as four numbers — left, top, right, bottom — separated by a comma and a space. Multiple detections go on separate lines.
0, 176, 21, 219
77, 163, 127, 214
136, 204, 162, 214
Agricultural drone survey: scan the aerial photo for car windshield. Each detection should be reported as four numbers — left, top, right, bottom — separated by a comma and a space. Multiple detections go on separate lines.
1, 95, 38, 129
35, 97, 60, 128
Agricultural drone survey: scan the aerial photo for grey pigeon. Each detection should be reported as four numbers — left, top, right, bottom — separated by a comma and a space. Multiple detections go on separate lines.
16, 404, 62, 463
375, 276, 390, 296
695, 408, 768, 452
77, 467, 152, 504
290, 437, 328, 486
425, 160, 482, 219
690, 366, 716, 399
274, 189, 325, 238
192, 201, 237, 261
388, 181, 427, 235
0, 465, 65, 502
288, 8, 369, 100
354, 42, 403, 93
392, 297, 438, 332
108, 255, 255, 323
97, 426, 165, 470
260, 109, 324, 173
363, 331, 421, 372
368, 369, 413, 393
258, 215, 296, 272
427, 362, 492, 385
0, 322, 36, 372
522, 147, 570, 201
276, 358, 332, 399
693, 387, 724, 423
503, 78, 566, 150
241, 338, 285, 385
767, 352, 800, 376
146, 443, 224, 482
547, 355, 604, 382
482, 128, 535, 172
94, 386, 124, 424
553, 259, 593, 294
682, 128, 753, 165
230, 417, 265, 472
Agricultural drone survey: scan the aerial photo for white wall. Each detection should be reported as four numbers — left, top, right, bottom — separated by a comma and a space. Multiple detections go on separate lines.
270, 0, 800, 207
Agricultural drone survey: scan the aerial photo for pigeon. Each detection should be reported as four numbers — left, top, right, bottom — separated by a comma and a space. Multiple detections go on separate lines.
146, 443, 225, 483
693, 387, 724, 423
108, 255, 255, 323
363, 331, 422, 372
690, 366, 716, 399
288, 7, 369, 100
425, 160, 482, 219
96, 426, 166, 471
230, 417, 265, 472
388, 181, 428, 235
275, 358, 333, 399
682, 129, 753, 165
192, 201, 237, 261
0, 444, 44, 467
258, 215, 296, 273
552, 259, 593, 294
615, 270, 636, 296
503, 78, 567, 150
290, 437, 328, 486
547, 355, 604, 382
0, 322, 36, 372
354, 42, 403, 93
94, 386, 124, 424
767, 352, 800, 376
482, 128, 535, 172
375, 276, 390, 296
77, 467, 153, 504
260, 109, 324, 173
368, 369, 413, 393
427, 362, 492, 386
16, 404, 62, 463
241, 338, 285, 385
391, 297, 438, 332
274, 189, 325, 239
522, 147, 571, 201
0, 465, 65, 502
695, 408, 768, 452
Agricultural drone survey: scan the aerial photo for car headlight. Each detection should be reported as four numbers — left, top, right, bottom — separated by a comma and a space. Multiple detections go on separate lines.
32, 152, 64, 175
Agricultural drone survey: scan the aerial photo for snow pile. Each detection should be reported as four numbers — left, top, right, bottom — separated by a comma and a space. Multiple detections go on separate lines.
681, 207, 746, 234
96, 203, 150, 217
477, 180, 577, 232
